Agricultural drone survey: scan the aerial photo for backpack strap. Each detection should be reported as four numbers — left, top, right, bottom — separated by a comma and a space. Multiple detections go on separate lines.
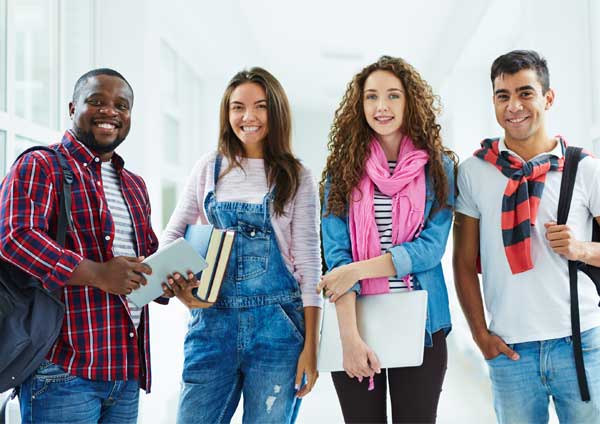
557, 146, 590, 401
14, 147, 73, 247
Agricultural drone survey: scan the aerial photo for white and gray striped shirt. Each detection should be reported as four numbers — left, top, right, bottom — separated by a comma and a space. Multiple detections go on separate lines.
101, 161, 142, 328
374, 160, 413, 292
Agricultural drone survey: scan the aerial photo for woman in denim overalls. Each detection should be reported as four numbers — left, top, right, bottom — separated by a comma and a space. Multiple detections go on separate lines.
161, 68, 322, 423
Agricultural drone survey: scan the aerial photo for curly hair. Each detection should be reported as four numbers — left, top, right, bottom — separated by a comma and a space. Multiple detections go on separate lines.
320, 55, 457, 216
218, 67, 302, 216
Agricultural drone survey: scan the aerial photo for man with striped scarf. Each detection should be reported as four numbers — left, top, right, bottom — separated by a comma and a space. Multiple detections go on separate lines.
454, 50, 600, 423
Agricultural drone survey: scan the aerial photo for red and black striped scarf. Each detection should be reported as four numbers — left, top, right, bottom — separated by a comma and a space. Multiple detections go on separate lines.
474, 137, 565, 274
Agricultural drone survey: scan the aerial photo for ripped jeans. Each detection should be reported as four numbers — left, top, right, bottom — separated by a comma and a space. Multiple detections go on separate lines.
176, 299, 305, 424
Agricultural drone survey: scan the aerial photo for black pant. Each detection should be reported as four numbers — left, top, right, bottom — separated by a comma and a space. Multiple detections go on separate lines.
331, 330, 448, 423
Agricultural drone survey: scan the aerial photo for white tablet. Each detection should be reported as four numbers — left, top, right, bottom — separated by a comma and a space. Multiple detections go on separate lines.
126, 237, 208, 307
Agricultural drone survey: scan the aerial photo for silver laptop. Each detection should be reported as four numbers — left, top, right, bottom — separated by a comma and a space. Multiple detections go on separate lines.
317, 290, 428, 372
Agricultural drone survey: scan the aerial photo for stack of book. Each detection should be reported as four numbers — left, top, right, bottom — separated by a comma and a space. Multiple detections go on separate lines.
184, 224, 235, 303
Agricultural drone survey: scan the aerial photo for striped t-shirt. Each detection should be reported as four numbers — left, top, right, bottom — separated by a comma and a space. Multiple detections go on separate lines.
374, 160, 413, 292
101, 161, 142, 328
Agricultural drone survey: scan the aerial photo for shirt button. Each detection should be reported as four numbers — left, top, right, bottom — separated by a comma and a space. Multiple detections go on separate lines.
129, 332, 134, 338
94, 157, 100, 162
105, 235, 110, 241
83, 163, 87, 167
250, 230, 256, 237
97, 181, 101, 186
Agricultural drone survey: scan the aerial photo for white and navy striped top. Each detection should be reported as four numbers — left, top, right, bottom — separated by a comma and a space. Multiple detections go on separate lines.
374, 160, 413, 292
101, 161, 142, 328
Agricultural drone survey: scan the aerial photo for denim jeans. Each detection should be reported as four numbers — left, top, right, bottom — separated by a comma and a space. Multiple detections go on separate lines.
176, 156, 305, 423
19, 360, 139, 423
487, 326, 600, 423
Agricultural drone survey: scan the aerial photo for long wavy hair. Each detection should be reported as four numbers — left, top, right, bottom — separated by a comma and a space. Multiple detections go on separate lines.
320, 55, 457, 216
218, 67, 301, 216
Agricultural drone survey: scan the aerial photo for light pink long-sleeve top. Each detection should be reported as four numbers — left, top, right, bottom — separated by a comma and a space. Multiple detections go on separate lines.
161, 152, 323, 308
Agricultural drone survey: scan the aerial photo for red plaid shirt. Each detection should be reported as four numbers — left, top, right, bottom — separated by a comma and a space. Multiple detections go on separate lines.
0, 131, 160, 392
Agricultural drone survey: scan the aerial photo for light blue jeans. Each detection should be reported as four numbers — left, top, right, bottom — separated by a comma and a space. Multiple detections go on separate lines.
487, 326, 600, 423
19, 360, 139, 423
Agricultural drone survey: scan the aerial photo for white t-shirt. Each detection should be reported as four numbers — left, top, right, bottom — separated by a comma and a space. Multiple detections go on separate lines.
456, 139, 600, 343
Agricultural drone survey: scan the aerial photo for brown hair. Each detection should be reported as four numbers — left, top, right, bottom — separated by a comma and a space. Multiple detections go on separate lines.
218, 67, 301, 216
320, 55, 457, 216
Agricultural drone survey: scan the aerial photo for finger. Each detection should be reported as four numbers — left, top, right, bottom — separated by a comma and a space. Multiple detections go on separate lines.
186, 272, 200, 287
316, 280, 325, 293
297, 373, 316, 398
128, 271, 147, 286
358, 360, 373, 378
295, 365, 304, 390
168, 277, 181, 294
345, 370, 356, 379
161, 283, 175, 298
367, 350, 382, 373
546, 224, 569, 233
549, 239, 570, 248
498, 342, 519, 360
130, 261, 152, 275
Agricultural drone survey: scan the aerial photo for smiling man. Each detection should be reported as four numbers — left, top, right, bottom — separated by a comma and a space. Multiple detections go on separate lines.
0, 69, 161, 423
453, 51, 600, 422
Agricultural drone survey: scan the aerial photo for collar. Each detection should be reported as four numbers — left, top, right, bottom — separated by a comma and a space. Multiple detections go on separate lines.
62, 130, 125, 171
498, 135, 564, 162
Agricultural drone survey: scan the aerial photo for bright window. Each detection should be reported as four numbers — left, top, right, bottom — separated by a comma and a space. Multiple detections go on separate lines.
0, 0, 6, 112
14, 0, 58, 129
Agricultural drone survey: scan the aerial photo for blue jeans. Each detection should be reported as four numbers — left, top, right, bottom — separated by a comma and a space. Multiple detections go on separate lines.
177, 301, 304, 423
487, 326, 600, 423
19, 360, 139, 423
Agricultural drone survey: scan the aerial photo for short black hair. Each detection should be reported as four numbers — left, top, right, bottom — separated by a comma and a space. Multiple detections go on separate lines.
490, 50, 550, 93
72, 68, 134, 103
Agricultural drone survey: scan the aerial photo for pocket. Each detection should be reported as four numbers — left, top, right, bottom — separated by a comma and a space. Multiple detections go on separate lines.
581, 327, 600, 352
276, 302, 305, 343
32, 361, 78, 398
236, 221, 270, 280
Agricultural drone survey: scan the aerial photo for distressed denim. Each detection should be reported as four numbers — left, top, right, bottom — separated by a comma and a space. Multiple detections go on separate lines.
176, 156, 304, 424
321, 156, 455, 346
19, 360, 139, 423
487, 326, 600, 423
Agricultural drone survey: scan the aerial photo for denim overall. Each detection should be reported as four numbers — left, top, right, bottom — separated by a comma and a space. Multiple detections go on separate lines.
177, 156, 305, 424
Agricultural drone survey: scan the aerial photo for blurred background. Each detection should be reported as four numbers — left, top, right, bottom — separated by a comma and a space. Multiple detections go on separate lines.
1, 0, 599, 422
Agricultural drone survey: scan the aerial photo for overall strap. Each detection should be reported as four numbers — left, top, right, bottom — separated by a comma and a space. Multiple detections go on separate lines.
557, 146, 590, 401
213, 154, 223, 188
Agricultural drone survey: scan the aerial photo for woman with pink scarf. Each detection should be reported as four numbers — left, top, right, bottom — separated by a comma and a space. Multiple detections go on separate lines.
318, 56, 457, 423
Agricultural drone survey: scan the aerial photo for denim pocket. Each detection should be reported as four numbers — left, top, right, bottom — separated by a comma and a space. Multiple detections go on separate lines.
276, 302, 305, 343
32, 361, 78, 398
581, 327, 600, 352
236, 221, 270, 280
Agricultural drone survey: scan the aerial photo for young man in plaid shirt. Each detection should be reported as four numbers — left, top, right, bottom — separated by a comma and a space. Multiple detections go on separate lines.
0, 68, 162, 423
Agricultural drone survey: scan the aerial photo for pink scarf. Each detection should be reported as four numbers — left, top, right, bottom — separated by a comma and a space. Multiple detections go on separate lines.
349, 135, 429, 295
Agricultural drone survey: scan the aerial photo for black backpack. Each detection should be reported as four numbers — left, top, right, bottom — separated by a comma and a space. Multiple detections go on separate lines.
557, 146, 600, 402
0, 146, 73, 393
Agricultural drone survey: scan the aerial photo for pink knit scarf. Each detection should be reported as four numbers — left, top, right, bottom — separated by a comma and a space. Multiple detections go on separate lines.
349, 135, 429, 295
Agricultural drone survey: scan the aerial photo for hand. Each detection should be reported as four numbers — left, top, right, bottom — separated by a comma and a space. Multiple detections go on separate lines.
162, 271, 213, 309
317, 263, 359, 303
95, 256, 151, 295
544, 221, 585, 261
341, 335, 381, 379
475, 331, 519, 361
295, 344, 319, 398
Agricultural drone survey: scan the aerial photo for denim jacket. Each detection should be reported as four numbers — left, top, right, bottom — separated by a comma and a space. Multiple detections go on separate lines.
321, 155, 455, 347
